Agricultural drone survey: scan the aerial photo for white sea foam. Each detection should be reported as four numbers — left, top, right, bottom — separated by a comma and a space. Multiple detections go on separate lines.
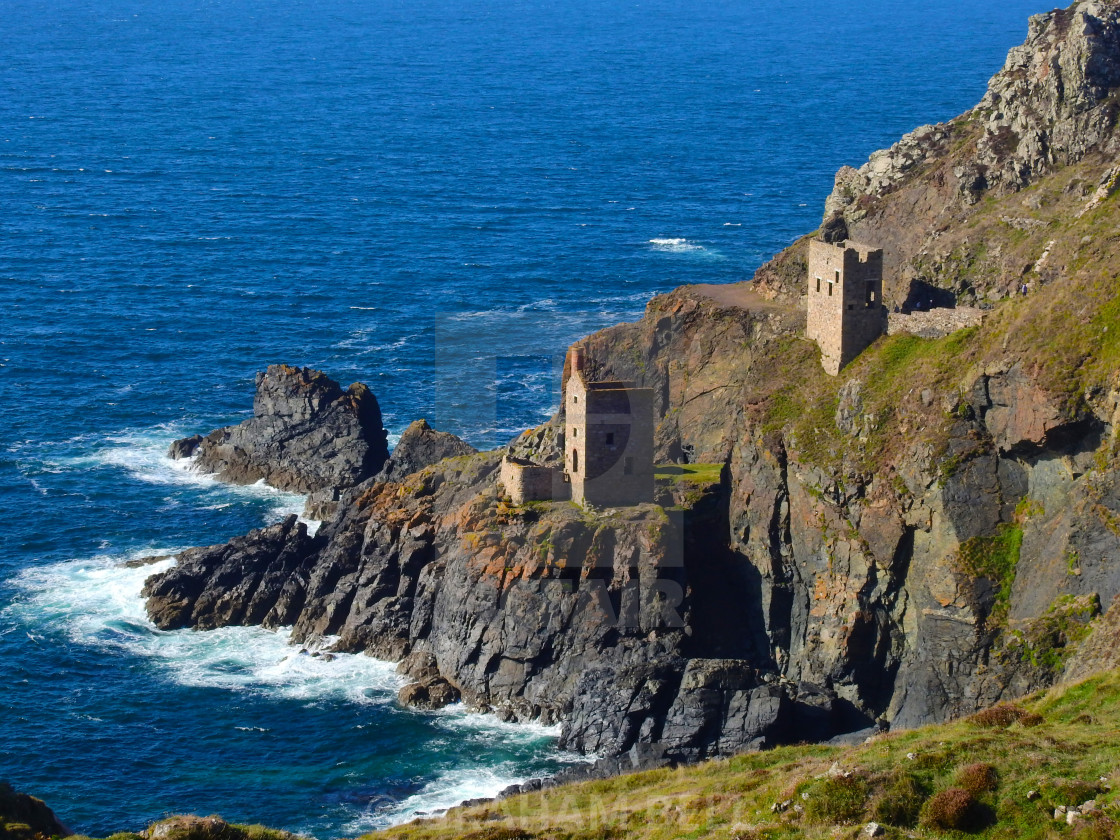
350, 765, 530, 833
6, 550, 582, 834
37, 426, 316, 529
648, 238, 726, 260
432, 705, 562, 740
648, 237, 703, 252
5, 552, 401, 705
354, 708, 592, 831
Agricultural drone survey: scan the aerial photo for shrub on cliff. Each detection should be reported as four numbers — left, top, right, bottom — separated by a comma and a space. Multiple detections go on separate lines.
803, 774, 869, 825
968, 703, 1043, 728
1071, 814, 1118, 840
144, 817, 297, 840
871, 771, 928, 828
954, 762, 999, 794
920, 787, 987, 832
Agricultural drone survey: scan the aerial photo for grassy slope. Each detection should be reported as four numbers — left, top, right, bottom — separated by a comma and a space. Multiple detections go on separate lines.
747, 150, 1120, 480
364, 124, 1120, 840
366, 669, 1120, 840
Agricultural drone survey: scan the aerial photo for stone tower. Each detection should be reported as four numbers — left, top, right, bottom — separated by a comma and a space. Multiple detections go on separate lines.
806, 239, 887, 375
564, 347, 654, 507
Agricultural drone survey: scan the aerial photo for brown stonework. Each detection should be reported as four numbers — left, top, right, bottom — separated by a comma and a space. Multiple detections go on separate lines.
806, 239, 887, 375
564, 347, 655, 507
499, 456, 566, 504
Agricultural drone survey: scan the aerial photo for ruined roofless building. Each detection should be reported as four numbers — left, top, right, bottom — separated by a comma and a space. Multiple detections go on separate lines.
564, 347, 655, 507
806, 239, 887, 375
499, 455, 564, 505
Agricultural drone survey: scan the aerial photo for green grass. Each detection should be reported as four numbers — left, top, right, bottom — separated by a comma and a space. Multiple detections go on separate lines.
1002, 594, 1101, 678
738, 148, 1120, 487
363, 668, 1120, 840
954, 521, 1024, 627
654, 463, 724, 485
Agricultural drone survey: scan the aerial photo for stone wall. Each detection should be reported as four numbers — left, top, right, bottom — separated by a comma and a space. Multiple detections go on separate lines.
499, 456, 564, 504
565, 350, 655, 507
888, 306, 985, 338
580, 385, 655, 507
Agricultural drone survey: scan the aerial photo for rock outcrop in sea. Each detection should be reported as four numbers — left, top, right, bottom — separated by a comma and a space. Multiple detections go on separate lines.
146, 0, 1120, 779
169, 364, 390, 497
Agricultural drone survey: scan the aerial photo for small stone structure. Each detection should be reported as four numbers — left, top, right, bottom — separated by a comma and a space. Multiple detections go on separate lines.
888, 307, 985, 338
806, 239, 887, 375
499, 456, 565, 504
565, 347, 655, 507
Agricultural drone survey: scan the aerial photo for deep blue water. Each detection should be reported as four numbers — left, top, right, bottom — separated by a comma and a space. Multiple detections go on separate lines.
1, 0, 1051, 835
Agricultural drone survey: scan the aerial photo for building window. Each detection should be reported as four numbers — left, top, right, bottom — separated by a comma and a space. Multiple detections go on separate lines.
815, 277, 821, 293
835, 270, 840, 284
572, 450, 579, 474
866, 282, 875, 306
828, 282, 833, 297
847, 304, 855, 310
573, 427, 578, 438
605, 432, 614, 445
624, 457, 633, 475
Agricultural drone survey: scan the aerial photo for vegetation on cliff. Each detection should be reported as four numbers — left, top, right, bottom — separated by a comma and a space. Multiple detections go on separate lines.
38, 1, 1120, 835
365, 668, 1120, 840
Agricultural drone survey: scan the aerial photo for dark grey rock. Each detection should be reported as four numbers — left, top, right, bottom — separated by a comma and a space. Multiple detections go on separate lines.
168, 434, 202, 460
378, 418, 477, 481
142, 515, 319, 631
169, 365, 389, 494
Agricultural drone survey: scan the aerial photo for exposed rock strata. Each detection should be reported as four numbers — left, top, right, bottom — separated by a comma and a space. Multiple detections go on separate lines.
169, 365, 390, 495
145, 0, 1120, 775
797, 0, 1120, 306
378, 418, 477, 481
145, 448, 835, 759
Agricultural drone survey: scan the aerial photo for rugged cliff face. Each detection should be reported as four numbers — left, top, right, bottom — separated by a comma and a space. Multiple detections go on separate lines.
146, 0, 1120, 774
170, 364, 390, 497
147, 436, 842, 763
755, 0, 1120, 309
567, 0, 1120, 732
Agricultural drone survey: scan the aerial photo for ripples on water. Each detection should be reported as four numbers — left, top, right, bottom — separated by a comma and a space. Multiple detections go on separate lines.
0, 0, 1051, 835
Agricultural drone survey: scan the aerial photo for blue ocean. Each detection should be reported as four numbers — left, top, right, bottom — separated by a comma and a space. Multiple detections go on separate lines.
0, 0, 1049, 835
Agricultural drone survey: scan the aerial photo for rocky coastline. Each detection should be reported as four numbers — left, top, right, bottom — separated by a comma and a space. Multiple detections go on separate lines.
138, 0, 1120, 802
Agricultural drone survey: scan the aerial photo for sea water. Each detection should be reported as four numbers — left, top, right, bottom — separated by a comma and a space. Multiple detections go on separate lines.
0, 0, 1051, 835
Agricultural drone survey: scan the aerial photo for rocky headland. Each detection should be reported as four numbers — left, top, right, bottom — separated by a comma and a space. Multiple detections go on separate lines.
169, 364, 391, 518
141, 0, 1120, 795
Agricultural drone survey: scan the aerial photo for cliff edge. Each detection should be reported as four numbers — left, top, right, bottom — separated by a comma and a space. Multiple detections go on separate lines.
144, 0, 1120, 776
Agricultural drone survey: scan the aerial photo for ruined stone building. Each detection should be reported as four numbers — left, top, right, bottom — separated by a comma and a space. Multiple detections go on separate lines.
806, 239, 887, 375
564, 347, 654, 507
497, 347, 656, 508
499, 456, 564, 505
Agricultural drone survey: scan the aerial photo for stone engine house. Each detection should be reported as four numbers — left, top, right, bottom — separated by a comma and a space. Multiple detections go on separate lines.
565, 347, 654, 507
806, 239, 887, 375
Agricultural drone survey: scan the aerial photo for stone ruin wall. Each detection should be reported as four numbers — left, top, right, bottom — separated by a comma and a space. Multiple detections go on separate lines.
888, 306, 985, 339
500, 457, 563, 504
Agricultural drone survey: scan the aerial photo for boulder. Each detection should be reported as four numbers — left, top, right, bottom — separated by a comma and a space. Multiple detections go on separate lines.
378, 418, 477, 481
169, 365, 390, 494
398, 676, 461, 710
